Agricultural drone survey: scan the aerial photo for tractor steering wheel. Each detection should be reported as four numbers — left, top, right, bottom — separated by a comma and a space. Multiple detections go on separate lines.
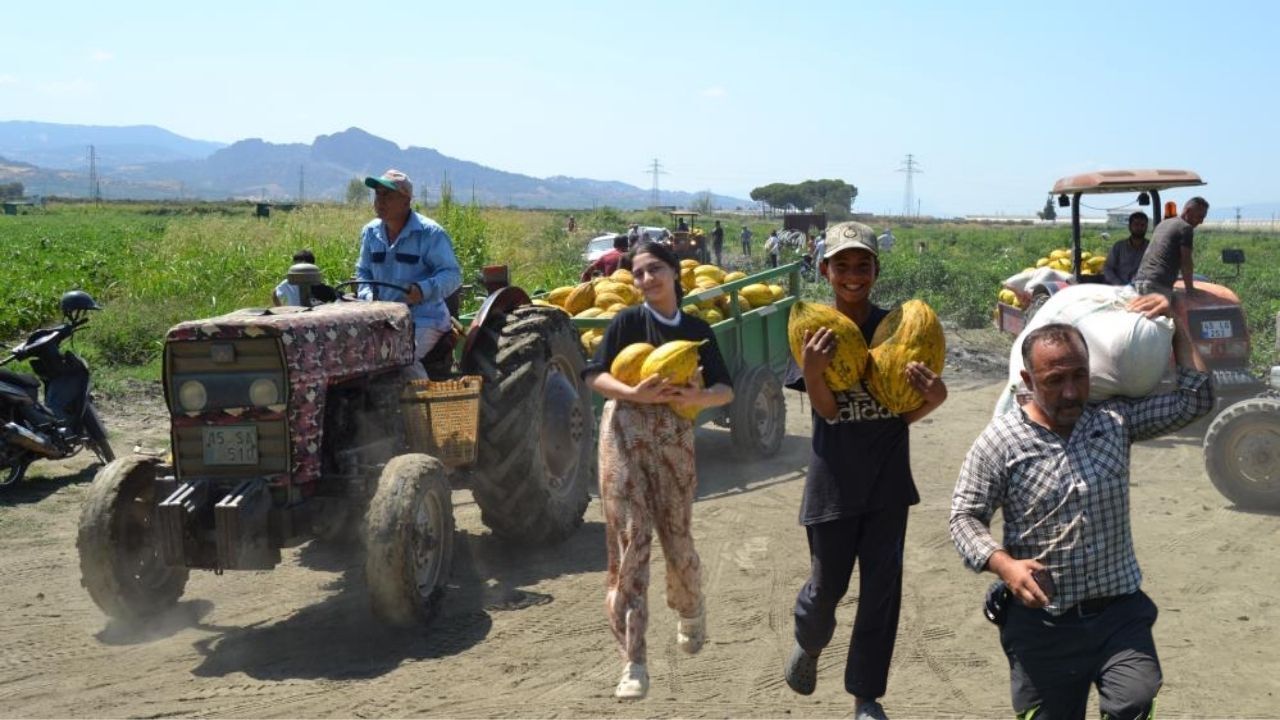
331, 280, 413, 303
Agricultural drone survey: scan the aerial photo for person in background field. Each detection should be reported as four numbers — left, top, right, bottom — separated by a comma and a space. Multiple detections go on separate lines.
764, 229, 781, 268
567, 215, 577, 232
711, 220, 725, 266
582, 234, 629, 281
876, 227, 895, 253
783, 222, 948, 720
1131, 196, 1209, 298
949, 306, 1210, 720
627, 223, 641, 249
355, 169, 462, 380
1103, 211, 1150, 286
584, 240, 734, 700
813, 231, 827, 261
741, 224, 754, 256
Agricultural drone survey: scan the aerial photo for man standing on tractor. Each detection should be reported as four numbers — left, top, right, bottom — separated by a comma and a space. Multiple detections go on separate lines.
355, 168, 462, 380
1103, 211, 1150, 286
1131, 197, 1209, 298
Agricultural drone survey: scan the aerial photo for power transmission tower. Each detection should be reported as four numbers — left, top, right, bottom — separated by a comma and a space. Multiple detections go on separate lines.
897, 154, 922, 217
88, 145, 101, 203
646, 158, 668, 208
298, 164, 305, 203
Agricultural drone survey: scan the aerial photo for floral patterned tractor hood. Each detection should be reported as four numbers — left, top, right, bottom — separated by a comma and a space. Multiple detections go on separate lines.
165, 301, 416, 488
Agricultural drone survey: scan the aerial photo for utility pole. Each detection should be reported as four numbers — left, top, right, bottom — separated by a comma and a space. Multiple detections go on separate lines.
898, 154, 922, 218
1234, 206, 1241, 229
88, 144, 101, 203
646, 158, 668, 209
298, 164, 305, 204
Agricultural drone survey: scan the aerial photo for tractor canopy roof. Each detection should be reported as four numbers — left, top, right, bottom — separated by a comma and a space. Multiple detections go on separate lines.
1052, 169, 1204, 196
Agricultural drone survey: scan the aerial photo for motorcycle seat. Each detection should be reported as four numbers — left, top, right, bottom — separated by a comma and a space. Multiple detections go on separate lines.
0, 369, 40, 389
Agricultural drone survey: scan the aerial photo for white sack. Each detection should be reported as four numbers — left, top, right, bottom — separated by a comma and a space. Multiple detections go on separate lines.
993, 284, 1174, 418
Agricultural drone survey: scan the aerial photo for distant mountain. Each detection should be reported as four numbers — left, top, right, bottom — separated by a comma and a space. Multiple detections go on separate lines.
0, 121, 749, 209
0, 120, 225, 169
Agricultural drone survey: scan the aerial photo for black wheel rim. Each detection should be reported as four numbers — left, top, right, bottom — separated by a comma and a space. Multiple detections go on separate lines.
411, 486, 447, 603
539, 358, 585, 499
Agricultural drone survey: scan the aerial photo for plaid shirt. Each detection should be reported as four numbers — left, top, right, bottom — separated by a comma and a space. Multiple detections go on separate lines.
950, 367, 1212, 615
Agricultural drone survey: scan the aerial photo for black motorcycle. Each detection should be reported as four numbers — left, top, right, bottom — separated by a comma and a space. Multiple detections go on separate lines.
0, 291, 114, 487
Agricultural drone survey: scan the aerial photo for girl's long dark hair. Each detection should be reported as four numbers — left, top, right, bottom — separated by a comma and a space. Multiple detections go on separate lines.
627, 240, 684, 303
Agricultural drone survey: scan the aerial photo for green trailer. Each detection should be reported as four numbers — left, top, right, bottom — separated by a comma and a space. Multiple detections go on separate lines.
570, 262, 801, 459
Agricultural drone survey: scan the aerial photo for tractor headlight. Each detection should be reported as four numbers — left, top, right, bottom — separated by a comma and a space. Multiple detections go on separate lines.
178, 381, 208, 411
249, 378, 281, 406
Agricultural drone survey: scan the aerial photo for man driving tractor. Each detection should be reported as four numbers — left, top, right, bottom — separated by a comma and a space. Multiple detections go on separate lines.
355, 168, 462, 379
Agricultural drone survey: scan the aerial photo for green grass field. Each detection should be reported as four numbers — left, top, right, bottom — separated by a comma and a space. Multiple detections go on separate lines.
2, 202, 1276, 394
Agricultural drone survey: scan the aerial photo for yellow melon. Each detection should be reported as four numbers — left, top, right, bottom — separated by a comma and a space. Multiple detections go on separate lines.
574, 307, 603, 319
740, 283, 774, 308
693, 265, 725, 283
722, 271, 747, 283
787, 301, 869, 392
594, 292, 625, 310
865, 299, 946, 414
703, 308, 724, 324
640, 340, 706, 385
768, 284, 786, 302
610, 343, 656, 385
610, 269, 633, 284
680, 259, 700, 269
564, 282, 596, 315
547, 285, 574, 307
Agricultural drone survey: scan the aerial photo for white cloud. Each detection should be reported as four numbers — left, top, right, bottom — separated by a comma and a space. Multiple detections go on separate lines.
89, 50, 114, 63
39, 78, 93, 98
0, 74, 16, 85
701, 86, 727, 99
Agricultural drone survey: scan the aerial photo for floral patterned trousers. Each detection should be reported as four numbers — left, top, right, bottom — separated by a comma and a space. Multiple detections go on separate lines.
599, 400, 703, 665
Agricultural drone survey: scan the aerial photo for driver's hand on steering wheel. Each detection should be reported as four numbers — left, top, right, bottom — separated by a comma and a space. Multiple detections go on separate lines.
406, 283, 424, 305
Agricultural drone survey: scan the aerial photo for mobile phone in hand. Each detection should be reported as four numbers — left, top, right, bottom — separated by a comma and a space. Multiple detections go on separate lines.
1032, 568, 1056, 601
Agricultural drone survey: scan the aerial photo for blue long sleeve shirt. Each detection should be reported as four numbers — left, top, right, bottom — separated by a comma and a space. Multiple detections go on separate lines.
354, 211, 463, 332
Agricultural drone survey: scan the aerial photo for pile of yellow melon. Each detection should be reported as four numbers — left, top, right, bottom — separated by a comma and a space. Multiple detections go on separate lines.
1031, 248, 1106, 276
535, 262, 789, 355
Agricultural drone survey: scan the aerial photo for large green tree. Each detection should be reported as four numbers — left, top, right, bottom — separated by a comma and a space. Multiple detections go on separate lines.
749, 179, 857, 220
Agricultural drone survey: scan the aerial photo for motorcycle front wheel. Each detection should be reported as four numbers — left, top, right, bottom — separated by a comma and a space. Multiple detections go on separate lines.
82, 403, 115, 464
1, 457, 31, 487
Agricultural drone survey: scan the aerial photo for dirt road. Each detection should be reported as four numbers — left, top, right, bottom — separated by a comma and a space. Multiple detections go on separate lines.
1, 359, 1277, 718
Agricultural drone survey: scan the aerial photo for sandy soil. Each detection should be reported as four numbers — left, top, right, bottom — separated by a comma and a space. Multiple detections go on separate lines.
1, 331, 1276, 719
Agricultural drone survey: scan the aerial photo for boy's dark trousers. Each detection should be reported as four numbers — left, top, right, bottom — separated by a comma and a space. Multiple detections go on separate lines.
793, 505, 908, 699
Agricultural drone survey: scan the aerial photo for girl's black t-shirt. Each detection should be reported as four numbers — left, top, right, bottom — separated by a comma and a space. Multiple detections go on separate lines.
584, 305, 733, 390
783, 303, 919, 525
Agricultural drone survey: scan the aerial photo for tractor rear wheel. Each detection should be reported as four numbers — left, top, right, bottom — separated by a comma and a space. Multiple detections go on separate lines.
465, 305, 594, 544
730, 365, 786, 458
365, 454, 455, 626
77, 456, 188, 621
1203, 397, 1280, 510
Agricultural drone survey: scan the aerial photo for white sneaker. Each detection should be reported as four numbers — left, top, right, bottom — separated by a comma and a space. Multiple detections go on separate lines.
615, 662, 649, 700
676, 609, 706, 654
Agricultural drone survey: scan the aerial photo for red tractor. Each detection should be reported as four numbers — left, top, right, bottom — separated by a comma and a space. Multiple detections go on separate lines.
995, 169, 1274, 507
77, 268, 595, 626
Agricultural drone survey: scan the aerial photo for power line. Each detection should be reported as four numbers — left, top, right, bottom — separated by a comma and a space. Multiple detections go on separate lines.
897, 153, 922, 217
646, 158, 668, 208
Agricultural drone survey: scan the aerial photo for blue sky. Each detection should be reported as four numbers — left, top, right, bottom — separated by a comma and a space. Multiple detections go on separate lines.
3, 0, 1277, 217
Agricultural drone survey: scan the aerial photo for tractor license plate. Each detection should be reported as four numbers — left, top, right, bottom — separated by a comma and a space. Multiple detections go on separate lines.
1201, 320, 1234, 339
203, 425, 258, 465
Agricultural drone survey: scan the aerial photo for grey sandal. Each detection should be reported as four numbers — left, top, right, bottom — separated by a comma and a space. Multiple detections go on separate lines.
784, 643, 818, 695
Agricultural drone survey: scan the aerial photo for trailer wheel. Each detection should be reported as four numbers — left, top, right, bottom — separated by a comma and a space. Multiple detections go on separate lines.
465, 305, 594, 544
1203, 397, 1280, 510
730, 365, 786, 458
77, 456, 188, 621
365, 454, 455, 626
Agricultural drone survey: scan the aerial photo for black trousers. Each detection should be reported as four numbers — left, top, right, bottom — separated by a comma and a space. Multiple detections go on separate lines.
793, 505, 908, 699
1000, 591, 1161, 720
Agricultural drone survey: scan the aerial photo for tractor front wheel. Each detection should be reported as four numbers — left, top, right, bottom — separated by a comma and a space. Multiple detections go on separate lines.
77, 456, 188, 621
364, 454, 455, 626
